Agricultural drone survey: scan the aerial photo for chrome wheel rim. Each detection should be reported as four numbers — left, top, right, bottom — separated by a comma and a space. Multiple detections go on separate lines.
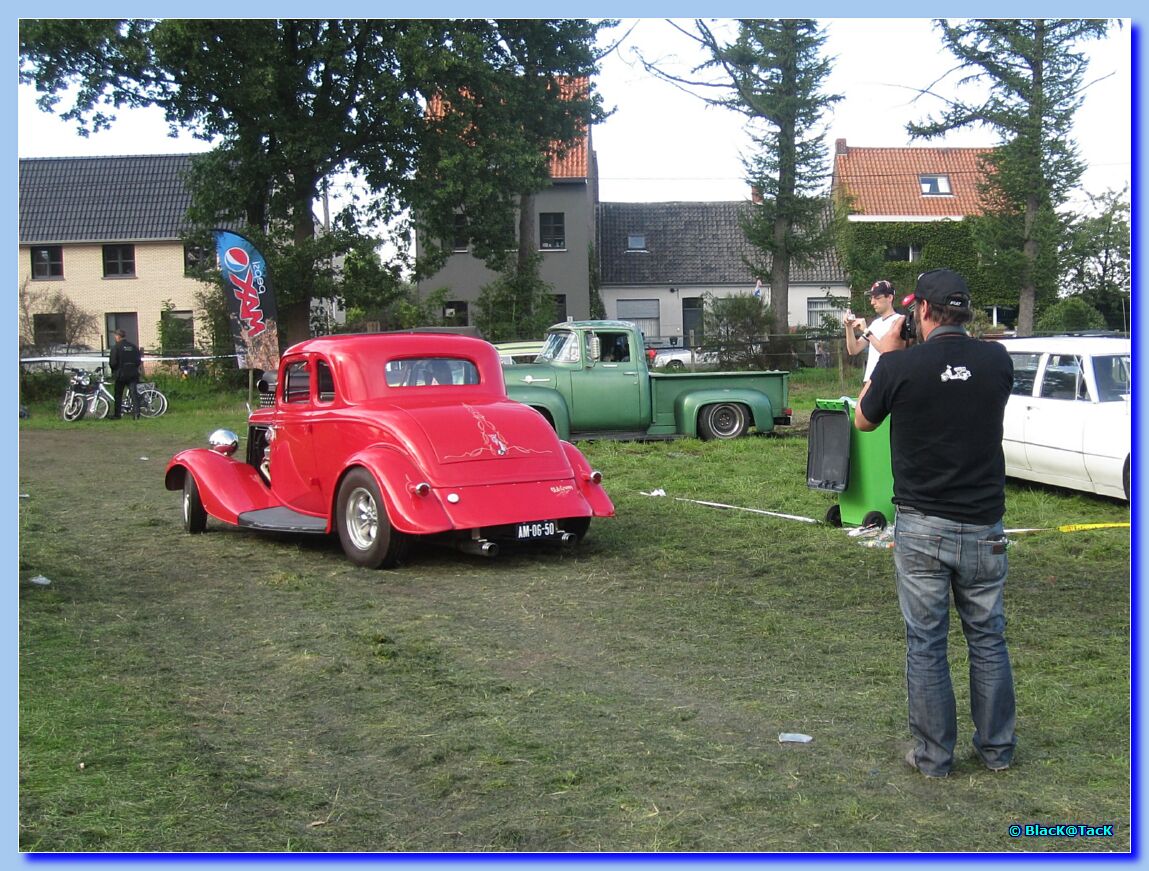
346, 487, 379, 550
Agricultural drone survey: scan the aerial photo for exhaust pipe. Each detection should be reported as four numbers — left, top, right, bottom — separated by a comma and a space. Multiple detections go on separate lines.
458, 539, 499, 558
559, 532, 577, 546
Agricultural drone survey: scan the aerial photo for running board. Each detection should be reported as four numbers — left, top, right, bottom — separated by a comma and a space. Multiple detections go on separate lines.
237, 507, 329, 534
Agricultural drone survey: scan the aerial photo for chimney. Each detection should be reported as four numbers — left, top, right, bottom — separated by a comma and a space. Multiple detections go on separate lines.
750, 185, 763, 205
835, 138, 848, 155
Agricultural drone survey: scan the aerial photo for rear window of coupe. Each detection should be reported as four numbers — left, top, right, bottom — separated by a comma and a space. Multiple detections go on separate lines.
384, 357, 479, 387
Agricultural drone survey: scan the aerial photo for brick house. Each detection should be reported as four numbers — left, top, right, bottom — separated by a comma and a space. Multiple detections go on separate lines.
19, 154, 210, 355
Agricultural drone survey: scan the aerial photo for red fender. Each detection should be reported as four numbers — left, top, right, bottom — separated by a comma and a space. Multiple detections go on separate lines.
560, 441, 616, 518
165, 449, 279, 526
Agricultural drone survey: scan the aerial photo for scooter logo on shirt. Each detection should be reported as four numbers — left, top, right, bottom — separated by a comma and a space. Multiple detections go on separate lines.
941, 365, 972, 382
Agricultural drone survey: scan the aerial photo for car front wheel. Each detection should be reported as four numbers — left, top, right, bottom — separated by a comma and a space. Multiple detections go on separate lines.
182, 474, 207, 534
336, 468, 410, 569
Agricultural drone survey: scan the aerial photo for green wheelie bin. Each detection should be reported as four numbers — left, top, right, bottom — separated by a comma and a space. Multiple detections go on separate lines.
806, 397, 895, 529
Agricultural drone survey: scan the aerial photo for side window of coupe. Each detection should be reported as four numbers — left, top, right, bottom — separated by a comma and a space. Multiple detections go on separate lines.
284, 361, 311, 403
1040, 355, 1087, 401
316, 360, 335, 402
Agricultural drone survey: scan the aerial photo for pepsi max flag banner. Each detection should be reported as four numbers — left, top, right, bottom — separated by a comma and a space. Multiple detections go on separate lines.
214, 229, 280, 371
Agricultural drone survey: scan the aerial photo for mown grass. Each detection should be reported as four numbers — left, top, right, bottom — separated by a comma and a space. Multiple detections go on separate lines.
18, 370, 1131, 852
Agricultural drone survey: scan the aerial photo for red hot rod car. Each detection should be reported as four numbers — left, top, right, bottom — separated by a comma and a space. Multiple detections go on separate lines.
164, 333, 614, 568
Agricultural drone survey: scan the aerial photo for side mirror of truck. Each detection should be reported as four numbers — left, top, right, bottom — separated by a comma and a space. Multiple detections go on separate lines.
587, 335, 601, 366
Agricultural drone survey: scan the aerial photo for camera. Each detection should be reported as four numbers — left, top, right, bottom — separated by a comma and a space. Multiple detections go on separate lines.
899, 314, 915, 343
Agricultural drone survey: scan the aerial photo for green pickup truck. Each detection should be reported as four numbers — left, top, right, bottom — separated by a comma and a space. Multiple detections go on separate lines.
503, 320, 791, 440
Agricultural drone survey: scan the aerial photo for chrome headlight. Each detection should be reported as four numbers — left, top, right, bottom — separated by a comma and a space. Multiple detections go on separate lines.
208, 429, 240, 456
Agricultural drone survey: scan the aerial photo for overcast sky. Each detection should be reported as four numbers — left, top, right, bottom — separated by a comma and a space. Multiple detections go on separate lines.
16, 18, 1133, 208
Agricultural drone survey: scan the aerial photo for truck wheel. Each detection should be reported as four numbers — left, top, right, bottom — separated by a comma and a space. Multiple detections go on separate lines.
698, 402, 749, 440
182, 474, 207, 534
666, 359, 685, 370
336, 468, 410, 568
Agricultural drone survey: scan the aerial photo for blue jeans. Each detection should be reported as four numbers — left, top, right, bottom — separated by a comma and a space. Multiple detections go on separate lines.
893, 508, 1016, 776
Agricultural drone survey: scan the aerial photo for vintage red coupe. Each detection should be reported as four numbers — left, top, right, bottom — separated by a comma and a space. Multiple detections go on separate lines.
164, 333, 614, 568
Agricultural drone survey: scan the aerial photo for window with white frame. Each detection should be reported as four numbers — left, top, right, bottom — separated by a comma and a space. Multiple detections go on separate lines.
807, 296, 848, 328
919, 174, 952, 196
626, 233, 647, 252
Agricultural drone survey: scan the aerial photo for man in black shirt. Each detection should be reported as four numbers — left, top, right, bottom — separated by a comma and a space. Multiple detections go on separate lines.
109, 329, 143, 420
856, 269, 1016, 778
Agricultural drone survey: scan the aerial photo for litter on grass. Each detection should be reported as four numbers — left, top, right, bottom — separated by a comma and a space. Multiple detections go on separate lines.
29, 575, 51, 586
778, 732, 814, 744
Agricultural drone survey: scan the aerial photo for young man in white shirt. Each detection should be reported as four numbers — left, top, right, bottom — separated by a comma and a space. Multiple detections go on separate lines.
845, 280, 900, 382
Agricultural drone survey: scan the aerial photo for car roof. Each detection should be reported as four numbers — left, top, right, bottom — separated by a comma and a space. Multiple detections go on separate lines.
994, 335, 1130, 356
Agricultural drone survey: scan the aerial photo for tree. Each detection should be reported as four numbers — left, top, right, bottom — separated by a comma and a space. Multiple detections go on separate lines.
19, 19, 609, 346
640, 19, 841, 334
1035, 297, 1107, 334
702, 291, 774, 369
19, 282, 99, 351
906, 18, 1111, 335
474, 254, 560, 342
1060, 187, 1130, 331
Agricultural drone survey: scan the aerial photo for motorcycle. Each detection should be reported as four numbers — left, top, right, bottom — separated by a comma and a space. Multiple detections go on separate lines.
60, 367, 168, 421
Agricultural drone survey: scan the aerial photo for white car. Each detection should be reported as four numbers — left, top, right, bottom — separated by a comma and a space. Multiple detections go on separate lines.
996, 336, 1130, 500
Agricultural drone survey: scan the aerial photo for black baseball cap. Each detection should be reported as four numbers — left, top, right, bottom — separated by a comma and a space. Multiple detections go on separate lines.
904, 269, 971, 310
867, 279, 895, 298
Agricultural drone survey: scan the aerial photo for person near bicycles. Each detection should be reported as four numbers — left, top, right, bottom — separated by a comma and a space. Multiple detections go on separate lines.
109, 329, 142, 420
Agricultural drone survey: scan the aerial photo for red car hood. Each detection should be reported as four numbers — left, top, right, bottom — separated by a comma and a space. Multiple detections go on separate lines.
393, 399, 572, 482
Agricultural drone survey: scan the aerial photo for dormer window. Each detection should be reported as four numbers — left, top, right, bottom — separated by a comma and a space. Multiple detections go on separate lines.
920, 174, 952, 196
626, 233, 647, 252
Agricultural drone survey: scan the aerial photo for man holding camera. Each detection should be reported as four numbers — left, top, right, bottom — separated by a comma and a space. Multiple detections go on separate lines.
855, 268, 1016, 778
845, 279, 901, 382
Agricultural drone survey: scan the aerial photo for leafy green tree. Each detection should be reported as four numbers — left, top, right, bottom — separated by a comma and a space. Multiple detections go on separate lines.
642, 20, 840, 334
907, 18, 1111, 335
702, 291, 774, 369
1035, 297, 1107, 334
19, 19, 609, 346
474, 254, 559, 342
1060, 188, 1130, 331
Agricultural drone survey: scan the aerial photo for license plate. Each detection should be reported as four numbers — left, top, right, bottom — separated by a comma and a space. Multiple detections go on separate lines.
516, 520, 558, 540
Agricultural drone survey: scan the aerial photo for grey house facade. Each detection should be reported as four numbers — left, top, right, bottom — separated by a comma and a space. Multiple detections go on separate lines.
597, 201, 848, 345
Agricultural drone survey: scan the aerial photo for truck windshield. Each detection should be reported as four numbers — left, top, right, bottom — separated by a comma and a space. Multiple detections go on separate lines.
385, 357, 479, 387
537, 331, 580, 364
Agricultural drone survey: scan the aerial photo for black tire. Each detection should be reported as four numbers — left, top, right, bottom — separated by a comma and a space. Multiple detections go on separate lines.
560, 516, 591, 540
861, 510, 887, 530
136, 388, 168, 418
182, 474, 207, 534
61, 393, 86, 422
1123, 456, 1130, 502
336, 468, 410, 568
698, 402, 749, 440
666, 359, 685, 370
824, 504, 842, 527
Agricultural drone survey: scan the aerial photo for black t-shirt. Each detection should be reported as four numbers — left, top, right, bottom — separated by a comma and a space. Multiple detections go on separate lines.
859, 330, 1013, 524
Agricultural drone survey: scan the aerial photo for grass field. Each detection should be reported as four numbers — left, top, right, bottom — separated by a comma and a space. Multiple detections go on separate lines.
18, 370, 1132, 853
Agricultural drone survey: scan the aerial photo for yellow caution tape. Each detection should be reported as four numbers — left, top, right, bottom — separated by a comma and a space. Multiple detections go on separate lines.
1006, 522, 1130, 534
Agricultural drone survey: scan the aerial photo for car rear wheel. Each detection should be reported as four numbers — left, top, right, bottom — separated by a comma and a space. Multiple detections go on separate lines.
666, 359, 685, 370
182, 474, 207, 534
336, 468, 410, 568
698, 402, 749, 440
1124, 456, 1130, 502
